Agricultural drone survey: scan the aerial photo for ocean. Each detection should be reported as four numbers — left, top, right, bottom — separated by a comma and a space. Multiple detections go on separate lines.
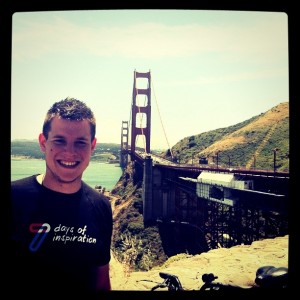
11, 158, 123, 191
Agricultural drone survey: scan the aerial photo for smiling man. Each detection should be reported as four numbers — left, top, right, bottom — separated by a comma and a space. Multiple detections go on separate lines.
10, 97, 113, 296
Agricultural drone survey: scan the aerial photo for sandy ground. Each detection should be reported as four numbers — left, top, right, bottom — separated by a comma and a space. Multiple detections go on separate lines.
109, 235, 288, 291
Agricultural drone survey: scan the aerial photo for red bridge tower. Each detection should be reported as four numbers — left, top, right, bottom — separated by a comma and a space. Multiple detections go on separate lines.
130, 70, 151, 154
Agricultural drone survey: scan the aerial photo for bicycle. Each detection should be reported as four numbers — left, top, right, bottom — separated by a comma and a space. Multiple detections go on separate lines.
139, 265, 288, 291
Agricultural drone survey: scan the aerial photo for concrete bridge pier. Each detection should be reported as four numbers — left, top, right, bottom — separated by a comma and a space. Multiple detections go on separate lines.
143, 160, 177, 225
142, 155, 153, 224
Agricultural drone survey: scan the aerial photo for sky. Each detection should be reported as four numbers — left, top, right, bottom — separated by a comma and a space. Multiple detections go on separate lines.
11, 9, 289, 151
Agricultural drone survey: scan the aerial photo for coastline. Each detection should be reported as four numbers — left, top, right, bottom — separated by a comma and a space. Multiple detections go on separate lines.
11, 156, 44, 160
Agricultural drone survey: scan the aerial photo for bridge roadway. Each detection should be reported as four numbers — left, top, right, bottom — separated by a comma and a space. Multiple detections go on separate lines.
133, 150, 289, 179
132, 151, 289, 206
129, 150, 289, 249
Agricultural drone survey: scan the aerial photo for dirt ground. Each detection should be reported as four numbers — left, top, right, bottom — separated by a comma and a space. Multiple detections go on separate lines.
109, 235, 288, 291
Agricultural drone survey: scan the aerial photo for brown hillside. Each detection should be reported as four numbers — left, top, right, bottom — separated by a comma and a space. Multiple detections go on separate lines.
199, 102, 288, 156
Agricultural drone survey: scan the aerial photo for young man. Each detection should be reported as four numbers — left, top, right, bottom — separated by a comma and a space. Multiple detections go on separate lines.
10, 97, 113, 296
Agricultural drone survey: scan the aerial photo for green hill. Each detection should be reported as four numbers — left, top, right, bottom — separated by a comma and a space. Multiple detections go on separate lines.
164, 102, 289, 172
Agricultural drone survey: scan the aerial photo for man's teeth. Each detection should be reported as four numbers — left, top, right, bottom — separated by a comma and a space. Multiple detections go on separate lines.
60, 161, 77, 166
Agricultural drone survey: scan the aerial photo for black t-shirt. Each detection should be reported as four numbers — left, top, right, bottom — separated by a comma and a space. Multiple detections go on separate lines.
10, 175, 112, 295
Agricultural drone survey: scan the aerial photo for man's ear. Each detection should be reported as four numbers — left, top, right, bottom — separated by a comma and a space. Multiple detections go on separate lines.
38, 133, 47, 153
91, 138, 97, 152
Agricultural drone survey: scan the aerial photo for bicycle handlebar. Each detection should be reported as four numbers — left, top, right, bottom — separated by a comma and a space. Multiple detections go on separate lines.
151, 265, 288, 291
151, 272, 184, 291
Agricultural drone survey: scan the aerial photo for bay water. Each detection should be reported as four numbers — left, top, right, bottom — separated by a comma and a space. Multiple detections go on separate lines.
11, 159, 123, 191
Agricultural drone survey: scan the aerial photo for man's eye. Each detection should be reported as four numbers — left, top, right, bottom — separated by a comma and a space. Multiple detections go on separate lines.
76, 141, 88, 146
53, 140, 65, 145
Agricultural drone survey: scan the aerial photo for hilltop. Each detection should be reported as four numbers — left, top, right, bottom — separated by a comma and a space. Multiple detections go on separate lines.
166, 101, 289, 172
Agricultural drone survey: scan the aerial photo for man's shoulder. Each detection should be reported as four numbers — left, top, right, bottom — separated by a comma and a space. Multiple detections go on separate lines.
11, 175, 40, 208
11, 175, 37, 188
82, 182, 109, 200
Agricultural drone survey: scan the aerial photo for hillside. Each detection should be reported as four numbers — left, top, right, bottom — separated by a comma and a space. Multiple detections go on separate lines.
167, 101, 289, 172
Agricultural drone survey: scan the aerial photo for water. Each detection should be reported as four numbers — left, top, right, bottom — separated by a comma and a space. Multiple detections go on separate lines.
11, 159, 123, 191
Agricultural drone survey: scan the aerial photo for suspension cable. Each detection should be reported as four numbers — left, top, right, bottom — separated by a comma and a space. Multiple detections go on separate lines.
151, 76, 174, 159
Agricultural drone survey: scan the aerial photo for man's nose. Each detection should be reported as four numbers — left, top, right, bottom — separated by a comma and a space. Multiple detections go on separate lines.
64, 143, 76, 153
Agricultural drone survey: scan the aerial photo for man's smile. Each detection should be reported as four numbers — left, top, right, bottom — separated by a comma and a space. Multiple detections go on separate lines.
58, 160, 79, 168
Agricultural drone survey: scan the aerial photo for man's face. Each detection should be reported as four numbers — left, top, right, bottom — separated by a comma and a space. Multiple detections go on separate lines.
39, 117, 96, 185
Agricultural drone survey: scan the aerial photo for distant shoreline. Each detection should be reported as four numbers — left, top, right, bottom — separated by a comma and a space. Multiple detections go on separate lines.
10, 156, 118, 164
11, 156, 44, 161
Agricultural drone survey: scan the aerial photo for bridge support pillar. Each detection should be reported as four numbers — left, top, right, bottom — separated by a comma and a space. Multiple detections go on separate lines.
143, 155, 153, 224
120, 121, 129, 168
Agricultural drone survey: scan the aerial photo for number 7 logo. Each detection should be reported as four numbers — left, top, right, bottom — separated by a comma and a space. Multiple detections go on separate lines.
29, 223, 51, 252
